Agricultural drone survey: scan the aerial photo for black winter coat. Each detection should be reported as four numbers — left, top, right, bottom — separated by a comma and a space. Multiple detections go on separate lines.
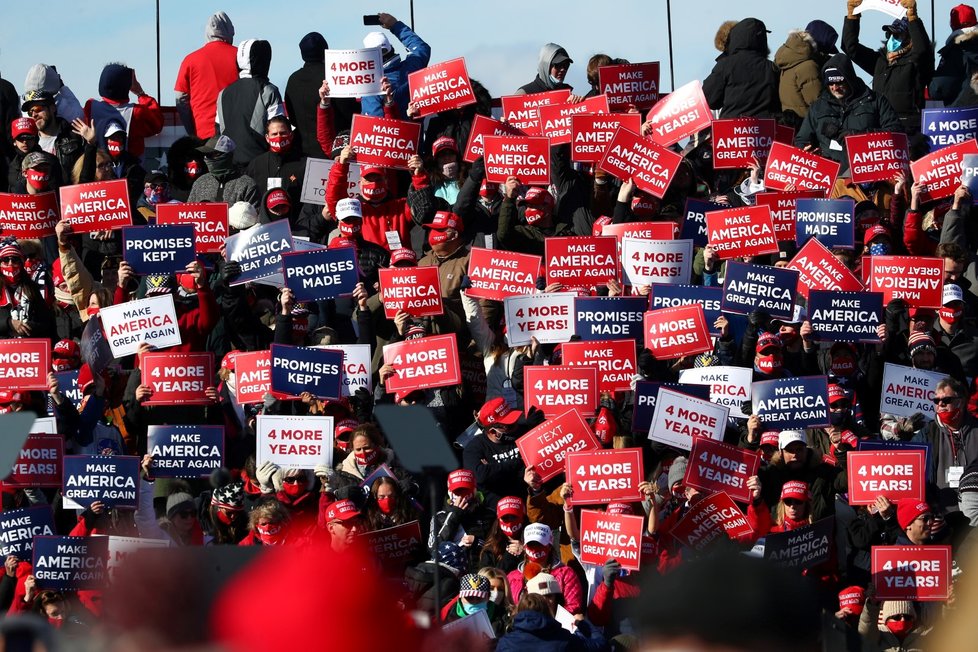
930, 28, 978, 106
703, 18, 781, 118
285, 61, 359, 158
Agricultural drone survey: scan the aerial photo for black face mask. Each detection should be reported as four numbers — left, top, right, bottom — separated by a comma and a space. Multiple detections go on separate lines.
205, 153, 234, 180
829, 410, 850, 427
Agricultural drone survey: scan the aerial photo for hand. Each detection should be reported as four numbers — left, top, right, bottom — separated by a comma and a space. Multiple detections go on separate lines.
567, 94, 584, 104
839, 430, 859, 450
618, 177, 635, 202
874, 495, 894, 518
638, 481, 654, 499
299, 391, 316, 405
204, 386, 219, 403
450, 492, 472, 510
714, 315, 729, 338
893, 171, 908, 196
23, 575, 36, 599
338, 144, 353, 164
135, 342, 154, 367
524, 465, 542, 492
394, 310, 412, 335
602, 559, 621, 587
318, 80, 331, 105
703, 245, 718, 272
799, 320, 813, 342
747, 475, 762, 502
280, 288, 295, 315
406, 155, 423, 176
255, 461, 282, 493
4, 556, 18, 578
543, 282, 564, 294
503, 176, 520, 200
953, 185, 972, 211
406, 101, 420, 119
633, 284, 651, 296
71, 118, 96, 144
506, 540, 524, 557
748, 156, 762, 184
135, 384, 153, 403
140, 454, 153, 479
910, 180, 924, 210
559, 482, 573, 502
185, 259, 206, 287
605, 280, 622, 297
10, 320, 31, 336
747, 414, 761, 443
117, 260, 133, 288
55, 220, 73, 247
379, 363, 397, 383
381, 77, 394, 105
710, 194, 731, 206
47, 372, 60, 396
221, 260, 241, 284
378, 12, 397, 29
91, 230, 114, 241
352, 282, 369, 310
876, 323, 888, 344
90, 500, 107, 515
459, 534, 476, 547
130, 70, 145, 96
640, 120, 653, 137
835, 607, 853, 619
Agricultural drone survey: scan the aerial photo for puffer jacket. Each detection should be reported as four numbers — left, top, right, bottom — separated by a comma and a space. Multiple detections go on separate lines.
703, 17, 781, 118
775, 30, 823, 117
360, 21, 431, 118
507, 561, 584, 615
930, 26, 978, 105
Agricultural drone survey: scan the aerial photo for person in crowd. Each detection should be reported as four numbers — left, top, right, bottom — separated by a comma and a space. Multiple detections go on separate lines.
775, 29, 823, 117
517, 43, 577, 96
84, 64, 163, 159
703, 17, 781, 117
216, 39, 285, 165
929, 4, 978, 106
361, 13, 431, 117
23, 64, 84, 123
175, 12, 238, 139
21, 90, 84, 176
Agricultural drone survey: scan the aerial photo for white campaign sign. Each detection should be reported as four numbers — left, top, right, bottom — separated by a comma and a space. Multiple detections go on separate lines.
649, 387, 729, 450
323, 48, 384, 97
679, 366, 753, 419
318, 344, 372, 396
881, 363, 946, 420
622, 237, 693, 286
300, 158, 361, 206
105, 536, 169, 581
99, 294, 182, 358
32, 417, 57, 434
503, 292, 576, 346
256, 415, 334, 469
853, 0, 907, 19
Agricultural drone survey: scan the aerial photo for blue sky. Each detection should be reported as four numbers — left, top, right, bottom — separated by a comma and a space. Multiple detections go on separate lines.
0, 1, 959, 109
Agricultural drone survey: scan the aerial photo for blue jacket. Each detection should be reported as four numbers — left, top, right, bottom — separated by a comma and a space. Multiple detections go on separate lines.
360, 21, 431, 117
496, 611, 608, 652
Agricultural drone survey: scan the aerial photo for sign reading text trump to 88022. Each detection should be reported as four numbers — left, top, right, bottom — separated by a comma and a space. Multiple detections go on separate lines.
649, 388, 729, 450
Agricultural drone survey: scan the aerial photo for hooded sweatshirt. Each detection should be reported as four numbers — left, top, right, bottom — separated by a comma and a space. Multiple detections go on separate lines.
23, 64, 84, 123
703, 17, 781, 118
84, 64, 163, 159
517, 43, 574, 95
775, 30, 823, 117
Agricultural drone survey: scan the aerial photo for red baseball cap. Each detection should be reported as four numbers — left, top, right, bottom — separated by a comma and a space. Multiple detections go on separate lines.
896, 498, 930, 529
780, 481, 810, 502
431, 136, 458, 156
606, 502, 635, 515
518, 186, 555, 208
266, 188, 291, 211
756, 332, 783, 353
390, 248, 418, 266
496, 496, 524, 518
53, 339, 80, 359
759, 431, 781, 448
827, 384, 848, 404
838, 586, 865, 615
592, 215, 613, 236
478, 397, 521, 427
11, 117, 37, 139
325, 499, 360, 522
429, 211, 463, 231
360, 165, 386, 178
447, 469, 476, 494
220, 350, 241, 372
863, 224, 890, 246
328, 237, 355, 250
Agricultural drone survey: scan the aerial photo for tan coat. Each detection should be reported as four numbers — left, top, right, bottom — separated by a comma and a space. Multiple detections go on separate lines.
775, 30, 823, 117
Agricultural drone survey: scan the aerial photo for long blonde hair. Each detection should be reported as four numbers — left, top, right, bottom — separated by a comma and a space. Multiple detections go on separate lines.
479, 566, 515, 615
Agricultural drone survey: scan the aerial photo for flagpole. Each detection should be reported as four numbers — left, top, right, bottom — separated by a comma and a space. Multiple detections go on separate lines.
666, 0, 676, 91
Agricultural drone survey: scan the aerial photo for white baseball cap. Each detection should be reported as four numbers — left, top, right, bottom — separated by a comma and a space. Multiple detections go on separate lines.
363, 32, 392, 54
778, 430, 807, 449
523, 523, 553, 547
336, 198, 363, 221
943, 283, 964, 306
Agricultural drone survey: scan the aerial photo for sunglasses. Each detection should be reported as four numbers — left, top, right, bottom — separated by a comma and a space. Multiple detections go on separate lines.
282, 476, 304, 484
0, 257, 21, 264
933, 396, 961, 406
783, 499, 807, 507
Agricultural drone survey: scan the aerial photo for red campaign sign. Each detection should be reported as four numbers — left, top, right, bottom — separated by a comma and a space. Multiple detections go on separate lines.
571, 113, 643, 163
141, 352, 214, 406
565, 448, 644, 504
845, 132, 910, 185
643, 304, 712, 360
483, 135, 551, 186
516, 408, 600, 482
349, 114, 422, 170
774, 123, 795, 145
867, 255, 943, 308
911, 138, 978, 202
382, 334, 461, 394
463, 115, 526, 163
358, 520, 424, 572
544, 236, 618, 287
600, 221, 676, 241
685, 438, 760, 504
155, 202, 228, 254
407, 57, 476, 117
466, 247, 540, 301
764, 142, 840, 194
712, 118, 776, 169
501, 90, 572, 136
524, 365, 599, 418
561, 340, 637, 393
755, 191, 823, 242
4, 434, 64, 488
378, 266, 443, 319
234, 351, 271, 405
598, 62, 660, 111
705, 205, 778, 259
0, 339, 50, 391
787, 238, 864, 299
670, 491, 754, 551
579, 510, 645, 571
0, 192, 58, 239
538, 95, 610, 146
58, 178, 132, 233
873, 545, 952, 601
847, 450, 926, 505
644, 80, 712, 147
598, 126, 683, 199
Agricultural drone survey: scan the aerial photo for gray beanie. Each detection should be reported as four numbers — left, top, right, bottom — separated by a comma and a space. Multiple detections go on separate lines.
205, 12, 234, 43
166, 492, 195, 519
667, 457, 688, 489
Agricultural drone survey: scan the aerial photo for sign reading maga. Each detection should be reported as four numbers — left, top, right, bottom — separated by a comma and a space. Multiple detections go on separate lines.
500, 90, 571, 135
464, 115, 526, 163
867, 255, 943, 308
598, 61, 660, 110
571, 113, 643, 163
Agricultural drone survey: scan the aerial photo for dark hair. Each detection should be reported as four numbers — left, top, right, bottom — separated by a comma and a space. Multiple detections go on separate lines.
366, 476, 415, 529
516, 593, 553, 617
937, 377, 966, 398
479, 515, 526, 564
266, 115, 291, 133
353, 423, 386, 449
937, 242, 969, 264
586, 54, 612, 87
208, 503, 248, 545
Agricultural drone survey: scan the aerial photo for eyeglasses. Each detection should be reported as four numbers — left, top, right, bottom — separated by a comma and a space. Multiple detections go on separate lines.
933, 396, 961, 406
97, 162, 115, 172
14, 136, 36, 143
26, 106, 48, 116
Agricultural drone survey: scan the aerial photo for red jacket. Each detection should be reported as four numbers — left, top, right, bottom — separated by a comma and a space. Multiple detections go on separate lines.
902, 209, 938, 256
84, 94, 164, 159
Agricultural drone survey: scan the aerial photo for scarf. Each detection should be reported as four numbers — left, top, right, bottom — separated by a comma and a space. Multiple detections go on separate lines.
887, 42, 912, 64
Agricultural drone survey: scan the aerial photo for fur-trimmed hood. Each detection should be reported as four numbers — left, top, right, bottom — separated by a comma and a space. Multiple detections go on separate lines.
775, 30, 817, 70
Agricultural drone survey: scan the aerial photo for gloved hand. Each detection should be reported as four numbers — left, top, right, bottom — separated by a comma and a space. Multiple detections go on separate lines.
314, 465, 336, 493
847, 0, 863, 17
901, 0, 916, 19
221, 260, 241, 284
526, 405, 546, 427
350, 387, 374, 422
256, 461, 283, 493
897, 412, 926, 435
603, 559, 622, 587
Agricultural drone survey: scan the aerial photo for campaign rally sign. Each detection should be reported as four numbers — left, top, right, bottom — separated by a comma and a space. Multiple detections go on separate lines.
440, 609, 496, 641
755, 191, 824, 242
155, 202, 228, 254
483, 135, 551, 186
685, 437, 760, 503
320, 344, 372, 397
649, 387, 729, 450
62, 455, 139, 510
0, 339, 49, 391
54, 370, 83, 410
579, 510, 644, 571
678, 365, 753, 419
500, 89, 571, 135
301, 159, 361, 205
644, 304, 712, 360
912, 137, 978, 202
4, 434, 64, 488
574, 296, 646, 342
0, 192, 58, 239
845, 132, 910, 184
562, 340, 637, 393
256, 414, 333, 469
524, 365, 599, 418
921, 105, 978, 150
873, 545, 952, 601
881, 363, 946, 420
752, 376, 830, 429
598, 126, 682, 198
681, 198, 725, 247
140, 351, 213, 405
598, 61, 660, 110
105, 536, 169, 583
632, 381, 711, 433
516, 408, 600, 482
503, 292, 575, 346
794, 198, 854, 249
324, 47, 383, 97
466, 247, 539, 301
566, 448, 644, 504
382, 334, 461, 394
847, 450, 926, 505
463, 115, 526, 163
711, 118, 776, 169
721, 261, 798, 320
408, 57, 475, 116
705, 205, 778, 259
644, 80, 712, 147
282, 246, 358, 302
807, 290, 883, 343
788, 238, 864, 299
600, 221, 676, 242
359, 520, 424, 573
32, 536, 108, 591
853, 0, 907, 18
764, 517, 834, 569
622, 238, 693, 286
670, 491, 753, 551
545, 236, 618, 287
226, 219, 295, 286
234, 350, 271, 404
99, 294, 181, 358
571, 113, 643, 163
59, 178, 131, 233
764, 142, 840, 193
379, 266, 443, 318
0, 506, 55, 560
648, 284, 723, 335
962, 153, 978, 195
123, 224, 196, 274
867, 255, 943, 308
270, 344, 343, 400
350, 114, 422, 170
146, 425, 223, 479
859, 440, 932, 482
538, 95, 610, 145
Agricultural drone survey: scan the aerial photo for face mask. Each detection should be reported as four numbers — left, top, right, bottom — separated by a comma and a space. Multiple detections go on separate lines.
107, 140, 123, 158
869, 242, 891, 256
339, 220, 362, 236
255, 523, 284, 545
756, 354, 781, 375
205, 154, 233, 178
361, 181, 387, 202
25, 168, 50, 191
441, 162, 458, 178
377, 496, 394, 514
831, 358, 856, 377
87, 306, 100, 317
886, 35, 904, 52
185, 160, 202, 180
937, 406, 962, 427
524, 208, 547, 225
52, 359, 76, 372
885, 619, 913, 638
1, 261, 22, 284
461, 601, 488, 615
216, 509, 236, 526
939, 307, 963, 325
489, 589, 502, 605
779, 330, 799, 345
829, 410, 850, 427
480, 182, 498, 199
549, 74, 563, 85
355, 448, 381, 467
282, 481, 304, 497
525, 546, 549, 562
428, 230, 450, 247
47, 617, 64, 629
268, 134, 292, 153
144, 185, 170, 206
500, 519, 523, 537
335, 437, 351, 453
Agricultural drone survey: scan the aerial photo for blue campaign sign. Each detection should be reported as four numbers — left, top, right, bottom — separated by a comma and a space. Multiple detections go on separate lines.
147, 425, 224, 478
80, 314, 113, 373
282, 246, 360, 302
721, 261, 798, 320
921, 106, 978, 150
54, 370, 83, 410
962, 153, 978, 195
0, 505, 56, 561
795, 198, 854, 249
752, 375, 829, 430
122, 224, 196, 274
807, 290, 883, 343
270, 343, 344, 399
763, 517, 834, 569
682, 199, 724, 248
633, 381, 711, 433
858, 439, 933, 483
32, 536, 108, 591
226, 220, 295, 286
574, 296, 646, 342
62, 455, 139, 509
648, 284, 723, 334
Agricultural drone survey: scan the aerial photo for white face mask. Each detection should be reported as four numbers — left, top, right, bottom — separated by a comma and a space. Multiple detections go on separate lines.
489, 589, 502, 605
